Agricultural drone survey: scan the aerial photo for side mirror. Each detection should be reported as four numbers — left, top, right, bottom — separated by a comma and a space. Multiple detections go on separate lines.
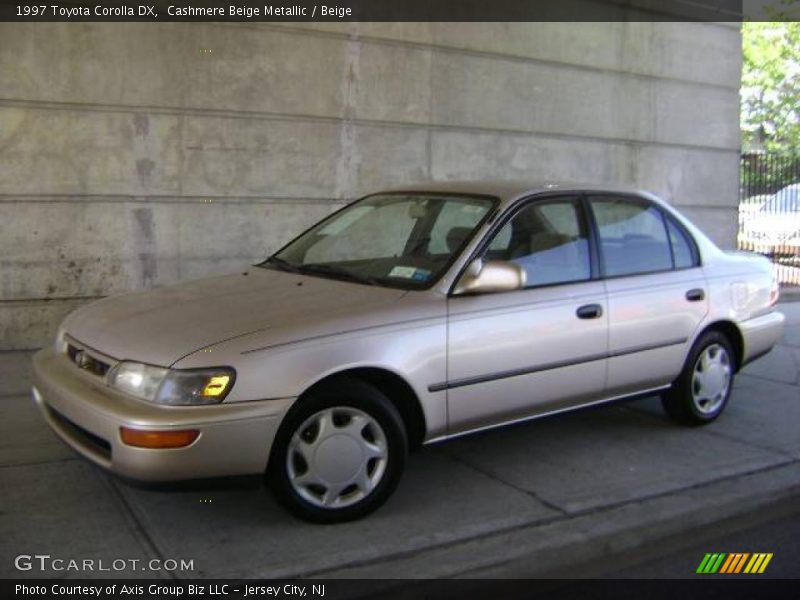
452, 258, 526, 295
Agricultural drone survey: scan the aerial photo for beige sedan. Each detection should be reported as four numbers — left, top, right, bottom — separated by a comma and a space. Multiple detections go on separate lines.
32, 181, 785, 522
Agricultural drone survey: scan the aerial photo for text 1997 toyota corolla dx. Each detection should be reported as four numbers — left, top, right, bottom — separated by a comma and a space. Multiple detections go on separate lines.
32, 181, 785, 522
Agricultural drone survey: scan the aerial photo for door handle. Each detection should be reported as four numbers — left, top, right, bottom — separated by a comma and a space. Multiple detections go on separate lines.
685, 288, 705, 302
576, 304, 603, 319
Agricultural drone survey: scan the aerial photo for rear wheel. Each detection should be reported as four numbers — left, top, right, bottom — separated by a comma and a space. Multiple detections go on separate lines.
661, 330, 735, 425
268, 378, 407, 523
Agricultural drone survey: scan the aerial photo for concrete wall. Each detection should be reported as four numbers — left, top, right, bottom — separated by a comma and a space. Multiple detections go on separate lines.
0, 22, 742, 349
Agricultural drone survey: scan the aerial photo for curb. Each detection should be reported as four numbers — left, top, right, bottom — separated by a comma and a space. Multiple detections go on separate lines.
304, 460, 800, 579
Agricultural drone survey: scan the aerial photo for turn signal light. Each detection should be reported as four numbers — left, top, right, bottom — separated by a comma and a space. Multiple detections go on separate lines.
120, 427, 200, 449
202, 375, 231, 397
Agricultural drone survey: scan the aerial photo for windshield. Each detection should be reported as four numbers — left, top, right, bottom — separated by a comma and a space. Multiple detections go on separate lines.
760, 185, 800, 213
261, 193, 497, 289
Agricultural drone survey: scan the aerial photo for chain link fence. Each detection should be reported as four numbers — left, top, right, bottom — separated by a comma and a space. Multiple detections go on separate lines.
738, 152, 800, 286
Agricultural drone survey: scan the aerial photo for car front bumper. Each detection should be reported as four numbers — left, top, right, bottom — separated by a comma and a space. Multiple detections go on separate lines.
31, 348, 294, 482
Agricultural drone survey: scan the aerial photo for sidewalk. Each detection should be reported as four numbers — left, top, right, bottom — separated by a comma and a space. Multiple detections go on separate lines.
1, 303, 798, 579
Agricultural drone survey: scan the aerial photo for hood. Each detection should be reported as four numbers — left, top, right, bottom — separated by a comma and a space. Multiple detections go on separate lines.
62, 268, 408, 366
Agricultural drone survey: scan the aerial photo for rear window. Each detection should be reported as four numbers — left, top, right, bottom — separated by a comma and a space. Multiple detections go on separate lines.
590, 197, 673, 277
666, 217, 697, 269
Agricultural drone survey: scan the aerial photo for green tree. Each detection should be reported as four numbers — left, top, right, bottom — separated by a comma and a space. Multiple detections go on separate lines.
741, 21, 800, 153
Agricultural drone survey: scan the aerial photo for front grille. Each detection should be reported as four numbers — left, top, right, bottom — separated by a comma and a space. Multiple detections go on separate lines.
47, 406, 112, 461
66, 342, 111, 377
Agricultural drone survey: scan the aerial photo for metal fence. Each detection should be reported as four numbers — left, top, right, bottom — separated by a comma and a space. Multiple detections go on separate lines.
738, 152, 800, 286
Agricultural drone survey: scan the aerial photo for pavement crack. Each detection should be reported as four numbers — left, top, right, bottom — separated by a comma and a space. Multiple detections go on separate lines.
441, 449, 569, 516
99, 474, 178, 581
290, 512, 570, 579
738, 371, 797, 386
789, 346, 800, 385
0, 457, 77, 468
695, 425, 797, 459
567, 457, 800, 520
620, 403, 797, 459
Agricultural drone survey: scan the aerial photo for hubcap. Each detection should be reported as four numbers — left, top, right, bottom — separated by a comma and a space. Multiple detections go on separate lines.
691, 344, 732, 415
287, 407, 388, 509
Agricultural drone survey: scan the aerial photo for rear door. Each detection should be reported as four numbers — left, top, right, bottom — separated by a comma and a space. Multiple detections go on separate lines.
588, 195, 708, 397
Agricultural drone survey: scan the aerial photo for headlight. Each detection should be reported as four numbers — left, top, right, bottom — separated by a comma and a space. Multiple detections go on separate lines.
155, 368, 235, 405
108, 362, 235, 405
108, 362, 168, 402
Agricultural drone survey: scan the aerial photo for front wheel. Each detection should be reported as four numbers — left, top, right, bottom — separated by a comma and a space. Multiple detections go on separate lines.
268, 378, 407, 523
661, 330, 736, 425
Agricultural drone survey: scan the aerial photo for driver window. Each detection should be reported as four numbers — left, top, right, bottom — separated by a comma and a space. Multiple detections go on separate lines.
484, 197, 591, 288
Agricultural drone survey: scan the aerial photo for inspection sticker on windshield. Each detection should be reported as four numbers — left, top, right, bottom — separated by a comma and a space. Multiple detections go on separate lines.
388, 266, 430, 281
388, 266, 417, 279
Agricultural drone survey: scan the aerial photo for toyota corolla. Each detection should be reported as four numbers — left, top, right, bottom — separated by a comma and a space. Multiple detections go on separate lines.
32, 181, 785, 522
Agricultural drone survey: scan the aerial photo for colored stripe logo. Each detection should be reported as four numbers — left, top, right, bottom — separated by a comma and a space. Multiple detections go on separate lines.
696, 553, 773, 574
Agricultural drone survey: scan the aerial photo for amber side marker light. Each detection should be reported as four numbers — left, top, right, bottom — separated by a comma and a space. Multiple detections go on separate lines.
120, 427, 200, 449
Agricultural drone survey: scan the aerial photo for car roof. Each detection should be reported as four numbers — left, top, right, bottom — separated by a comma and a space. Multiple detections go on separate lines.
775, 183, 800, 195
376, 180, 653, 204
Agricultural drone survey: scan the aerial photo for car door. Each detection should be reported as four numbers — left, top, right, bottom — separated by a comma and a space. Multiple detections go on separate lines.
588, 194, 709, 397
445, 195, 609, 435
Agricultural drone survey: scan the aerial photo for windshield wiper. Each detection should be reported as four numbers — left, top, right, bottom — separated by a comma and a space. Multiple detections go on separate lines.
261, 255, 303, 273
297, 263, 381, 286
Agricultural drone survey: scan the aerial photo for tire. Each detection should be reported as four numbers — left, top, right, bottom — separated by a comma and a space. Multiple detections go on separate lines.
661, 330, 736, 426
268, 377, 407, 523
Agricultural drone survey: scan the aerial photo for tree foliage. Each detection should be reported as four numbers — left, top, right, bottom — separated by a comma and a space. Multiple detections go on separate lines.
741, 21, 800, 153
